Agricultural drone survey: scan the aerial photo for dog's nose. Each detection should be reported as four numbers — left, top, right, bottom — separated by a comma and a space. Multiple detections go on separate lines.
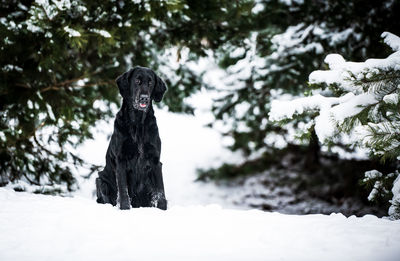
139, 94, 150, 103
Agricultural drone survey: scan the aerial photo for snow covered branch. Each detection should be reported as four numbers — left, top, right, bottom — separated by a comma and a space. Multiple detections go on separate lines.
270, 31, 400, 147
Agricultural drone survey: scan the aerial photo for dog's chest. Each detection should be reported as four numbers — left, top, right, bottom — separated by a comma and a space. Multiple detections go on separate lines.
119, 132, 146, 160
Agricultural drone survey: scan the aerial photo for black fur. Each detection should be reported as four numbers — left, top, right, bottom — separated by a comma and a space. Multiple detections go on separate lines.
96, 66, 167, 210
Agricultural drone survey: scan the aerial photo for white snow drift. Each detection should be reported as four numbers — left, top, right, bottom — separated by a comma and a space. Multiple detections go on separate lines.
0, 188, 399, 261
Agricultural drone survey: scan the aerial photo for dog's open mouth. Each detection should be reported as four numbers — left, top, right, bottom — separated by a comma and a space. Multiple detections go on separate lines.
139, 103, 147, 108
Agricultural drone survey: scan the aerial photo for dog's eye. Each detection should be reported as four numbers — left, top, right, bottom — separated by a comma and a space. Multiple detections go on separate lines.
135, 79, 141, 85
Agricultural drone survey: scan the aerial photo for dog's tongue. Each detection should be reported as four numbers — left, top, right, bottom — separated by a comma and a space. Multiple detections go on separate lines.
140, 103, 147, 108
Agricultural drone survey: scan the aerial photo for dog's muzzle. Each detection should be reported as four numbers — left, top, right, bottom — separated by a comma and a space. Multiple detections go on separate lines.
137, 94, 150, 111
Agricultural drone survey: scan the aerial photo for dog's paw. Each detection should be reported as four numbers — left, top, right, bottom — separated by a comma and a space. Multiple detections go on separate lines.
157, 198, 167, 210
151, 192, 167, 210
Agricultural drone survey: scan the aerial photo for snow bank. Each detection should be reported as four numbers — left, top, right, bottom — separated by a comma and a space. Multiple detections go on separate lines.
0, 188, 399, 261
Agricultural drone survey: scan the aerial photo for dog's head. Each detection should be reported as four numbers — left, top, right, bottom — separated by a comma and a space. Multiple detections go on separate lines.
116, 66, 167, 112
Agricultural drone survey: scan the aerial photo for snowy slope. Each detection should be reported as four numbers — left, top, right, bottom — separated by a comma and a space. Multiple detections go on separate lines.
0, 188, 399, 261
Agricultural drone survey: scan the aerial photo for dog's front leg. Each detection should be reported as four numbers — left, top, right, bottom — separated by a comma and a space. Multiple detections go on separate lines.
116, 161, 131, 210
143, 159, 167, 210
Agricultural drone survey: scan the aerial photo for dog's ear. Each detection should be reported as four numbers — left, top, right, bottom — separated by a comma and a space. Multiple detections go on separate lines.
116, 67, 138, 98
152, 71, 167, 103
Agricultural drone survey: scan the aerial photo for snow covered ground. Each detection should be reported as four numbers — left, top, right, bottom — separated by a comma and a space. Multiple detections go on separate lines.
1, 187, 399, 261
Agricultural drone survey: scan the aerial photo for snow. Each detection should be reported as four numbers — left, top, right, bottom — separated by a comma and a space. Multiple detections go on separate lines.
223, 32, 266, 83
383, 93, 398, 104
330, 28, 354, 45
1, 64, 23, 72
64, 26, 81, 37
269, 92, 378, 141
271, 24, 324, 57
364, 170, 383, 181
46, 103, 56, 121
52, 0, 71, 11
382, 31, 400, 51
309, 49, 400, 94
389, 174, 400, 218
330, 93, 377, 121
0, 188, 399, 261
35, 0, 72, 20
279, 0, 304, 5
368, 181, 382, 201
90, 29, 112, 38
26, 21, 43, 33
324, 53, 346, 69
251, 2, 264, 14
269, 93, 351, 121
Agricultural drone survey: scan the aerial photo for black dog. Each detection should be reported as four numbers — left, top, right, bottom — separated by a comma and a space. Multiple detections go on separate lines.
96, 66, 167, 210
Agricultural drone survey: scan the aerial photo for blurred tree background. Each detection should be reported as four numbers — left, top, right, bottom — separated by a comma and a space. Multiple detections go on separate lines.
1, 0, 399, 215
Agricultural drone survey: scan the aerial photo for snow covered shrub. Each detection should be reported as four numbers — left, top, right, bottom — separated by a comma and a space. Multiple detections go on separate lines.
269, 32, 400, 219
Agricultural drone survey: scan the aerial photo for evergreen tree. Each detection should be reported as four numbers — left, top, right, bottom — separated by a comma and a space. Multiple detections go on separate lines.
269, 32, 400, 218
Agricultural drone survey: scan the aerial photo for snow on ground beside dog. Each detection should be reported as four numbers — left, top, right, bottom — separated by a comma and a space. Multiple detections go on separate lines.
0, 188, 399, 261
